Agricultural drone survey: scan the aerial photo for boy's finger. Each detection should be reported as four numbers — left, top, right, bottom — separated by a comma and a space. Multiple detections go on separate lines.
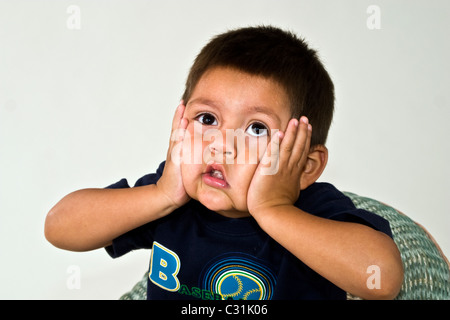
179, 117, 188, 130
171, 118, 188, 142
279, 119, 299, 161
171, 101, 186, 133
168, 103, 188, 162
259, 130, 283, 170
290, 116, 312, 167
168, 116, 188, 165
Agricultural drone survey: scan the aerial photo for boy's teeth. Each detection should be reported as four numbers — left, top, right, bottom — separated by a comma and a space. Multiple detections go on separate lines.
211, 169, 224, 180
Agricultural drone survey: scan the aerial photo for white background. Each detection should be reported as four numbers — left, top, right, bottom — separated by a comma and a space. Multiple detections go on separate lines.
0, 0, 448, 299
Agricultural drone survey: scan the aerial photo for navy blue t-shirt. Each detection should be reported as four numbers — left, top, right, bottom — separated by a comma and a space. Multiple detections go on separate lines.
105, 161, 392, 300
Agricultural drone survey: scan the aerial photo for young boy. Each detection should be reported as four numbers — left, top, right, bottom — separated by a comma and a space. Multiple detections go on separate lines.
45, 26, 403, 300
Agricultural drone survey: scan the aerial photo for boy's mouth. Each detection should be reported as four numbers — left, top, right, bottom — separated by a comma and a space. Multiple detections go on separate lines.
202, 163, 229, 188
210, 169, 224, 180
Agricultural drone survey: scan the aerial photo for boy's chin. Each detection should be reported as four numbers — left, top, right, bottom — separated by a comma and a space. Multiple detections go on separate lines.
196, 193, 249, 218
197, 193, 231, 212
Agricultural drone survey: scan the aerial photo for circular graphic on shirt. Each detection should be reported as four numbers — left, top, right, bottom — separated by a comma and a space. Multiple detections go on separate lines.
200, 253, 277, 300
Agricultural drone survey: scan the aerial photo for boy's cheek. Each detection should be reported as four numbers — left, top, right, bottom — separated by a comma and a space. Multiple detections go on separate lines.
180, 128, 204, 165
180, 161, 202, 197
244, 136, 269, 165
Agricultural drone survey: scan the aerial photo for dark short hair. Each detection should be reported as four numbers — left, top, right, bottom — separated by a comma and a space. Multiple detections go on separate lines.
182, 25, 335, 146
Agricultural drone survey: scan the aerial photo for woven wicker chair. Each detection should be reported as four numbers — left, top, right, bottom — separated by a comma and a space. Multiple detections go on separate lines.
120, 192, 450, 300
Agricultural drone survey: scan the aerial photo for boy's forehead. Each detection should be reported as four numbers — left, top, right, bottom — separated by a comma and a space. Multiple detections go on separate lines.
187, 67, 291, 119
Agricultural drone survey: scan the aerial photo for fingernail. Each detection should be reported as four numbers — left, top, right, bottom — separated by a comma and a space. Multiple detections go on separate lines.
301, 116, 309, 124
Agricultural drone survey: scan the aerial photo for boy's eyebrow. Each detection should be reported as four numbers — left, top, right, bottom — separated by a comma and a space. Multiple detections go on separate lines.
247, 105, 281, 124
188, 98, 219, 109
188, 98, 282, 123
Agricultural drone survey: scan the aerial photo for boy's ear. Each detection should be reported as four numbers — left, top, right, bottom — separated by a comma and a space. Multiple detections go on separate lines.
300, 145, 328, 190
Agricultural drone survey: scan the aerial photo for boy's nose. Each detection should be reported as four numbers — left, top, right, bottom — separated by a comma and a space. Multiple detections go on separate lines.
206, 131, 237, 161
208, 144, 234, 158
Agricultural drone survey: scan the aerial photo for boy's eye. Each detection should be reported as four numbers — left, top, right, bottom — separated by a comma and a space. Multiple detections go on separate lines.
196, 113, 218, 126
246, 122, 268, 137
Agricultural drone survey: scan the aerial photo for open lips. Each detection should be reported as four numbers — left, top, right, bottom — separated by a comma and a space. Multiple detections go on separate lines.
202, 163, 229, 188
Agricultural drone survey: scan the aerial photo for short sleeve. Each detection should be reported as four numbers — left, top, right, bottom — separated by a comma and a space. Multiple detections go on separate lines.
105, 222, 156, 258
297, 183, 393, 238
104, 161, 166, 258
105, 161, 166, 189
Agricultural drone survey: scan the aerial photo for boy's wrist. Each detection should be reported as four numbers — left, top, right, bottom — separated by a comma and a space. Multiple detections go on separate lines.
152, 183, 184, 216
249, 202, 296, 222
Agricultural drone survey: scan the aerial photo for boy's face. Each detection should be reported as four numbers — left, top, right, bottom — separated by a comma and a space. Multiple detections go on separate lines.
180, 67, 292, 218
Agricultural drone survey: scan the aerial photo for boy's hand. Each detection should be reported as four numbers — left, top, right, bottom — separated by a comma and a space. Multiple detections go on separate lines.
247, 117, 312, 215
156, 102, 191, 211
